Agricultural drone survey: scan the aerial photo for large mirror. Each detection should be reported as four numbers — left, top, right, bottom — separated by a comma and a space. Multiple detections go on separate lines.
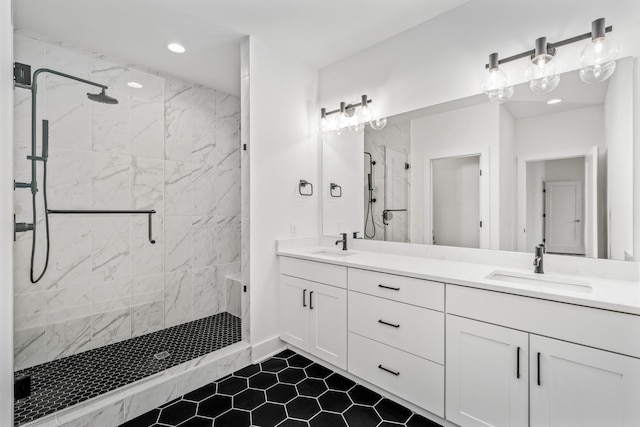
322, 57, 635, 260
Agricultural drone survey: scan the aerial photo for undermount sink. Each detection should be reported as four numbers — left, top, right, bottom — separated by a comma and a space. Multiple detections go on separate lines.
312, 250, 355, 258
486, 270, 592, 293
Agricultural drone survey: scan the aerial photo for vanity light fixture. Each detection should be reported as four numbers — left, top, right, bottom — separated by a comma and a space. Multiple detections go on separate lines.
127, 81, 143, 89
320, 95, 387, 134
483, 17, 617, 102
167, 43, 186, 53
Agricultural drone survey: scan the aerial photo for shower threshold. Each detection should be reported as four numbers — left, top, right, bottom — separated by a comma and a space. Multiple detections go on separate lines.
14, 312, 241, 426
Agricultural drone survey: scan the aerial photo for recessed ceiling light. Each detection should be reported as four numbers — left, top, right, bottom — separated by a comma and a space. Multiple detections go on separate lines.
127, 81, 143, 89
167, 43, 186, 53
547, 98, 563, 105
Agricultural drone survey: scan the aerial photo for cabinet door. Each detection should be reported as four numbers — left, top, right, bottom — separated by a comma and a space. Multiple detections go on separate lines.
531, 335, 640, 427
446, 315, 529, 427
279, 275, 310, 351
309, 282, 347, 370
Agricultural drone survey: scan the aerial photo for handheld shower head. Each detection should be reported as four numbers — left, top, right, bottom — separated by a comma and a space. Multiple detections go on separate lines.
87, 88, 118, 105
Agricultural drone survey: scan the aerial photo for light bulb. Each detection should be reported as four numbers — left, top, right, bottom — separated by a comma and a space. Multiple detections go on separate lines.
482, 53, 514, 104
525, 37, 560, 95
335, 111, 350, 130
356, 95, 375, 124
580, 38, 618, 84
526, 53, 560, 94
370, 117, 387, 130
348, 110, 364, 133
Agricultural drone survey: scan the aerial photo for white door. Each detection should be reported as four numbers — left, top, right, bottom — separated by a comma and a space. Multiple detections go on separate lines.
446, 315, 529, 427
432, 156, 480, 248
309, 282, 347, 370
279, 275, 310, 351
584, 147, 598, 258
545, 180, 585, 255
530, 335, 640, 427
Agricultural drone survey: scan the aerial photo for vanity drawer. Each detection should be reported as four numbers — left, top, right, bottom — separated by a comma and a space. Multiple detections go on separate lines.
348, 332, 444, 417
348, 268, 444, 311
348, 291, 444, 363
447, 284, 640, 358
280, 257, 347, 288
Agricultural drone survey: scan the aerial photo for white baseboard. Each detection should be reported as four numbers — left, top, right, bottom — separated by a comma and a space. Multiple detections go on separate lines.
251, 335, 286, 363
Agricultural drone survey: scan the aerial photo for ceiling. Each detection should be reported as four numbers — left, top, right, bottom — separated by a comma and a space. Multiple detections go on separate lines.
504, 70, 609, 120
13, 0, 469, 96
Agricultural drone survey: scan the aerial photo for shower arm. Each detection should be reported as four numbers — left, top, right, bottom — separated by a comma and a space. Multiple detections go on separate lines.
15, 68, 108, 194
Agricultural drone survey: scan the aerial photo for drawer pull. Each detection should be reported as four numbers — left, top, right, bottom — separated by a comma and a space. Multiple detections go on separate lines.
537, 352, 541, 386
378, 284, 400, 291
378, 365, 400, 376
378, 319, 400, 328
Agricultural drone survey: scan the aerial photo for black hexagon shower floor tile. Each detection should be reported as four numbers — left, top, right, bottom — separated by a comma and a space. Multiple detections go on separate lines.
120, 349, 442, 427
14, 312, 241, 426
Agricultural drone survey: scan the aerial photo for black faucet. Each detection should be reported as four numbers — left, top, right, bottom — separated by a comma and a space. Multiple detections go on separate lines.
335, 233, 348, 251
533, 244, 544, 274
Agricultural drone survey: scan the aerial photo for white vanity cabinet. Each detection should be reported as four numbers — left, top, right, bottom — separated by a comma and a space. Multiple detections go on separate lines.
279, 258, 347, 369
447, 285, 640, 427
530, 335, 640, 427
446, 315, 528, 427
347, 268, 446, 416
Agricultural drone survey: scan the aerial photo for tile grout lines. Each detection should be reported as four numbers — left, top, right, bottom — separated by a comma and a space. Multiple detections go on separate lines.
122, 349, 442, 427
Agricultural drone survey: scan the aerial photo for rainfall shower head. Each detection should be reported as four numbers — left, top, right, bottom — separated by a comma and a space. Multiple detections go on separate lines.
87, 89, 118, 105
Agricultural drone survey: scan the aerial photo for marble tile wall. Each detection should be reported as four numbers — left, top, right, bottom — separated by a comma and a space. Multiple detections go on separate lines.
13, 30, 241, 370
364, 120, 411, 242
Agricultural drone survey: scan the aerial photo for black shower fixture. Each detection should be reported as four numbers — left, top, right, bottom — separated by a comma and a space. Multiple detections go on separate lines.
13, 65, 121, 283
87, 88, 119, 104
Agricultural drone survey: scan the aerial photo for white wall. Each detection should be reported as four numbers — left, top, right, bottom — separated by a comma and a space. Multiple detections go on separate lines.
605, 59, 634, 260
499, 107, 516, 251
322, 132, 364, 236
248, 37, 319, 357
515, 106, 606, 158
1, 0, 14, 422
410, 103, 498, 247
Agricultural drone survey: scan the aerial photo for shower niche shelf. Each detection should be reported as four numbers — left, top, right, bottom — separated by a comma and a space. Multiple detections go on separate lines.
47, 209, 157, 243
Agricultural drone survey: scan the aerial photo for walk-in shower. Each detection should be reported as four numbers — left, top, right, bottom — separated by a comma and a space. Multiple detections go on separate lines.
12, 31, 247, 426
13, 65, 120, 283
364, 151, 376, 238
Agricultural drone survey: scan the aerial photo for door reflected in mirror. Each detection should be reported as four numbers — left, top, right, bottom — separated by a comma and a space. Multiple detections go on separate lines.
321, 57, 636, 260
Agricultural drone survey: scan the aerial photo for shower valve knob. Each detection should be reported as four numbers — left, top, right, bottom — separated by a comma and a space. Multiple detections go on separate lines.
372, 198, 377, 203
14, 215, 34, 242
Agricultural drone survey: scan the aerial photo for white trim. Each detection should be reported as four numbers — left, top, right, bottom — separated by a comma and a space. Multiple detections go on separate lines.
251, 335, 286, 363
0, 0, 14, 424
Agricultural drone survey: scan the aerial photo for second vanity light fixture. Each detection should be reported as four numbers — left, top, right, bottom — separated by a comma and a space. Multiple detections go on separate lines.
482, 18, 618, 103
320, 95, 387, 134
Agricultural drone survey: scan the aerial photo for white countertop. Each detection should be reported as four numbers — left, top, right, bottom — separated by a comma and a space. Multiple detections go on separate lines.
277, 246, 640, 316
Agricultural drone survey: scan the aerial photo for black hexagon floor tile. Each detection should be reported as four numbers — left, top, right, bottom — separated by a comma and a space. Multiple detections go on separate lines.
117, 350, 443, 427
14, 312, 241, 426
